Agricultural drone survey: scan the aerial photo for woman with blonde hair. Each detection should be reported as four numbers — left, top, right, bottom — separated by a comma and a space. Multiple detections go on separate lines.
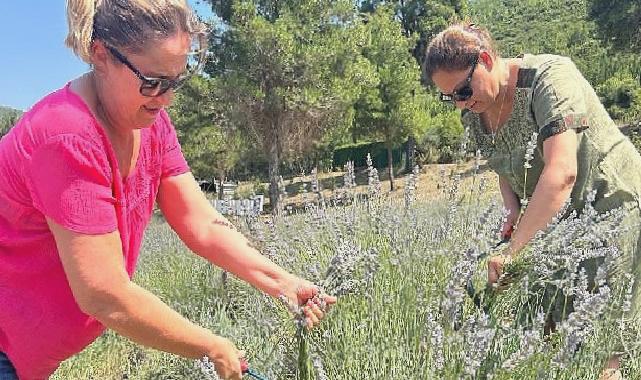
423, 22, 641, 379
0, 1, 335, 379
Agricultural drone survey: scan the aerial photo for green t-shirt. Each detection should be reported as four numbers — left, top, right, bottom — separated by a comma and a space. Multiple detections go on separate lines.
463, 53, 641, 214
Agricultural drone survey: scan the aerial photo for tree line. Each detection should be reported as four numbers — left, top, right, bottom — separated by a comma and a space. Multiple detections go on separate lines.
0, 106, 22, 137
1, 0, 638, 212
169, 0, 640, 209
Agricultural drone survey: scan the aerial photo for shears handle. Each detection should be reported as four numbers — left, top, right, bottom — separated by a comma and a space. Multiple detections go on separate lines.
240, 358, 249, 373
240, 358, 269, 380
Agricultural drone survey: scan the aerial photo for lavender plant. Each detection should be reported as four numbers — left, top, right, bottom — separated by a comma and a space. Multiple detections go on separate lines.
51, 153, 641, 380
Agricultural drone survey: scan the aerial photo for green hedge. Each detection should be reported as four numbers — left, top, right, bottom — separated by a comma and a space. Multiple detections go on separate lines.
333, 141, 405, 169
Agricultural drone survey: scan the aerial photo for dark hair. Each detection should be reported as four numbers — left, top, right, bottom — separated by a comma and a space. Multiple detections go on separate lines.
422, 22, 498, 80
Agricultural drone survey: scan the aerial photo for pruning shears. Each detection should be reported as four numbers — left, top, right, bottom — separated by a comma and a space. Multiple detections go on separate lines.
240, 358, 269, 380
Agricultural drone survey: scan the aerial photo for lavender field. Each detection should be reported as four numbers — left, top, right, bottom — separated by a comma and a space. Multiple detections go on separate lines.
51, 159, 641, 380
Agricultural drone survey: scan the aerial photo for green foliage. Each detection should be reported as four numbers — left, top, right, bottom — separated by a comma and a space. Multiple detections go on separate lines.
188, 1, 466, 179
470, 0, 641, 122
623, 125, 641, 155
168, 0, 639, 181
588, 0, 641, 52
168, 76, 244, 179
204, 0, 366, 199
355, 0, 470, 171
418, 104, 464, 163
596, 71, 641, 123
470, 0, 604, 80
351, 6, 431, 151
359, 0, 468, 63
332, 140, 405, 169
0, 106, 22, 137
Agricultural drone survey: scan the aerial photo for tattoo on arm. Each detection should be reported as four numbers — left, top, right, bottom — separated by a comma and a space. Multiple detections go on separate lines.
211, 219, 237, 231
210, 219, 263, 252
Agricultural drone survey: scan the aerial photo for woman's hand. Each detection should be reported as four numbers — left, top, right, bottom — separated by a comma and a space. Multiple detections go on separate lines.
500, 222, 515, 241
207, 336, 244, 380
487, 253, 511, 287
284, 279, 337, 329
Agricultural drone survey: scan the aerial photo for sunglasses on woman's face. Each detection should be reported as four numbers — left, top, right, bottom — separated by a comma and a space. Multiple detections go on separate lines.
105, 39, 206, 97
440, 56, 479, 103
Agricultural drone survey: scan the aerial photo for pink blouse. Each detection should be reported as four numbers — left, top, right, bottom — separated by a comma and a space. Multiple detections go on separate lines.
0, 83, 189, 379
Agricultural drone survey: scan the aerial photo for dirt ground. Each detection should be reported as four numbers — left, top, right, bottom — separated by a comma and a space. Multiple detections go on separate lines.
233, 160, 500, 209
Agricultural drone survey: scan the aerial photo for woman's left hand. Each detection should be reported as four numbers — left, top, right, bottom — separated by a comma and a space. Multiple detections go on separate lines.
285, 280, 337, 329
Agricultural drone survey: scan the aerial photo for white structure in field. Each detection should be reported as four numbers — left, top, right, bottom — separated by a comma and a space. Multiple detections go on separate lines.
212, 195, 264, 216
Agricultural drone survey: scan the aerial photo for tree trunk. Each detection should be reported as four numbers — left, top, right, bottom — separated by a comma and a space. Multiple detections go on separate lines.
217, 177, 224, 200
268, 133, 281, 215
216, 172, 227, 200
387, 142, 395, 191
405, 136, 416, 173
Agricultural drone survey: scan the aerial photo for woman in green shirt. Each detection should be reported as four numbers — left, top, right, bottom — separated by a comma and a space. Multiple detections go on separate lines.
423, 22, 641, 379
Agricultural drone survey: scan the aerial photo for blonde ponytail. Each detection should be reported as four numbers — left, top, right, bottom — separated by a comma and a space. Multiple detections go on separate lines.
65, 0, 99, 63
64, 0, 206, 61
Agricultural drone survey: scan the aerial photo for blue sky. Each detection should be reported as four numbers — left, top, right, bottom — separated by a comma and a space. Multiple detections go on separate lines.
0, 1, 214, 111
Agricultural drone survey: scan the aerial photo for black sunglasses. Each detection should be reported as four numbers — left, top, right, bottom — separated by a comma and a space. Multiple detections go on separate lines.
105, 44, 202, 97
440, 56, 479, 103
